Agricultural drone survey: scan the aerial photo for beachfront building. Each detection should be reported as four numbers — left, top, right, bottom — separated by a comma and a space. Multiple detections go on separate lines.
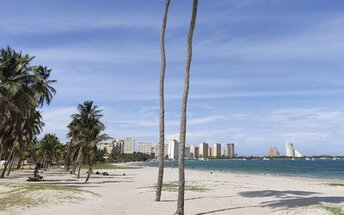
267, 147, 280, 157
190, 144, 199, 158
113, 139, 125, 154
123, 137, 135, 154
199, 142, 209, 158
185, 145, 191, 159
168, 139, 179, 160
286, 143, 303, 157
227, 143, 235, 158
97, 142, 113, 154
138, 141, 152, 155
152, 143, 168, 158
211, 143, 221, 158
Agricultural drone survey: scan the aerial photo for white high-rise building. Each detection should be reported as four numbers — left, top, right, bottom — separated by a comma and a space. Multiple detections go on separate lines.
199, 143, 209, 158
185, 145, 190, 159
123, 137, 135, 154
97, 143, 113, 154
138, 141, 152, 155
211, 143, 221, 158
227, 143, 235, 158
190, 144, 199, 158
152, 143, 168, 159
267, 147, 280, 157
286, 143, 295, 157
168, 139, 179, 160
286, 143, 303, 157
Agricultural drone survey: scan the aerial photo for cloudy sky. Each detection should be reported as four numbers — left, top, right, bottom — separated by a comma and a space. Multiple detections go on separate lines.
2, 0, 344, 156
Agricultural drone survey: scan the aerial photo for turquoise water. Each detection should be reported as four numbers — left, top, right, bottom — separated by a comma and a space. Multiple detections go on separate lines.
137, 159, 344, 179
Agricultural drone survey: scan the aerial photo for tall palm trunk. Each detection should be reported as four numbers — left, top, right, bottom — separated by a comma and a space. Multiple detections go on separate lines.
7, 151, 17, 176
0, 141, 3, 161
155, 0, 171, 202
16, 155, 22, 169
0, 135, 4, 160
175, 1, 198, 214
85, 162, 92, 183
1, 141, 16, 178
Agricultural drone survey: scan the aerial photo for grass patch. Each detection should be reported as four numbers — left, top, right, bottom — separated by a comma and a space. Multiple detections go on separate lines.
0, 183, 96, 211
84, 163, 141, 170
154, 182, 210, 193
328, 183, 344, 187
318, 205, 344, 215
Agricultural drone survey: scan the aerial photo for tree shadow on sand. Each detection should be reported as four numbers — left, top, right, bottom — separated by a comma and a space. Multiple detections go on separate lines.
239, 190, 320, 198
195, 206, 259, 215
239, 190, 344, 208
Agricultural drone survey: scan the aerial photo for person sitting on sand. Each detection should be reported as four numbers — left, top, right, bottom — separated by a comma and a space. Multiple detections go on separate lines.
27, 166, 44, 181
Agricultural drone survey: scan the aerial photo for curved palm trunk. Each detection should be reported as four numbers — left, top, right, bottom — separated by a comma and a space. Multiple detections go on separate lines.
155, 0, 171, 202
175, 1, 198, 214
0, 141, 3, 161
0, 135, 4, 160
85, 162, 92, 183
7, 151, 17, 176
1, 141, 16, 178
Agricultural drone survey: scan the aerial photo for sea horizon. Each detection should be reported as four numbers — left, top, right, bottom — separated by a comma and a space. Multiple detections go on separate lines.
136, 159, 344, 180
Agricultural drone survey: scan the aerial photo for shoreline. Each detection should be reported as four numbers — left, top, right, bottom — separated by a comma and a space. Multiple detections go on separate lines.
131, 161, 344, 182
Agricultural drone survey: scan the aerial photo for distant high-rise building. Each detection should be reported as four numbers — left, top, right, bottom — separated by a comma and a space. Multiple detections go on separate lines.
168, 139, 179, 160
152, 143, 168, 159
199, 143, 209, 158
113, 139, 124, 154
190, 144, 199, 158
222, 149, 226, 157
123, 137, 135, 154
211, 143, 221, 158
286, 143, 303, 157
97, 142, 113, 154
267, 147, 280, 157
227, 143, 235, 158
185, 145, 190, 159
138, 141, 152, 155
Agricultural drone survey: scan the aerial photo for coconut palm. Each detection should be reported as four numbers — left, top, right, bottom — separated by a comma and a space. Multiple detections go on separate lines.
0, 47, 56, 178
37, 133, 62, 168
175, 1, 199, 214
67, 101, 109, 182
155, 0, 171, 202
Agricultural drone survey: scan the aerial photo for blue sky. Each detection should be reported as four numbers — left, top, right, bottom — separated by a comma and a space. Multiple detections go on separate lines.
2, 0, 344, 155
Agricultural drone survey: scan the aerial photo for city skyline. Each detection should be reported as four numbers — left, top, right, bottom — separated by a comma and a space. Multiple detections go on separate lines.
2, 0, 344, 155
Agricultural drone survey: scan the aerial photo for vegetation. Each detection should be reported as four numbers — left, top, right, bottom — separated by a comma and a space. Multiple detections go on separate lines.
110, 152, 153, 163
0, 183, 94, 211
66, 101, 109, 182
328, 183, 344, 187
318, 205, 344, 215
87, 163, 140, 170
161, 182, 209, 193
37, 134, 65, 168
0, 47, 56, 178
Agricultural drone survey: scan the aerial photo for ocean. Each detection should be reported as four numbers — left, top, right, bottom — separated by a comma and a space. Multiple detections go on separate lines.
136, 159, 344, 180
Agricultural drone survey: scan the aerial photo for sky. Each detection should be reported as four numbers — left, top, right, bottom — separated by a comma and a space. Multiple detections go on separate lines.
1, 0, 344, 156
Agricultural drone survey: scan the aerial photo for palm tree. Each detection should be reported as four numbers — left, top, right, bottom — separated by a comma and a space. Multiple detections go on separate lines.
0, 47, 56, 178
175, 1, 199, 214
67, 101, 108, 182
155, 0, 171, 202
37, 134, 62, 169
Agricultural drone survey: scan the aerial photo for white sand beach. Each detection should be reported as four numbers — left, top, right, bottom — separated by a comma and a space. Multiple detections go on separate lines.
1, 166, 344, 215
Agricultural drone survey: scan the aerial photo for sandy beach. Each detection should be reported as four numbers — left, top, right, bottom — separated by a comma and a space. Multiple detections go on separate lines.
1, 166, 344, 215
